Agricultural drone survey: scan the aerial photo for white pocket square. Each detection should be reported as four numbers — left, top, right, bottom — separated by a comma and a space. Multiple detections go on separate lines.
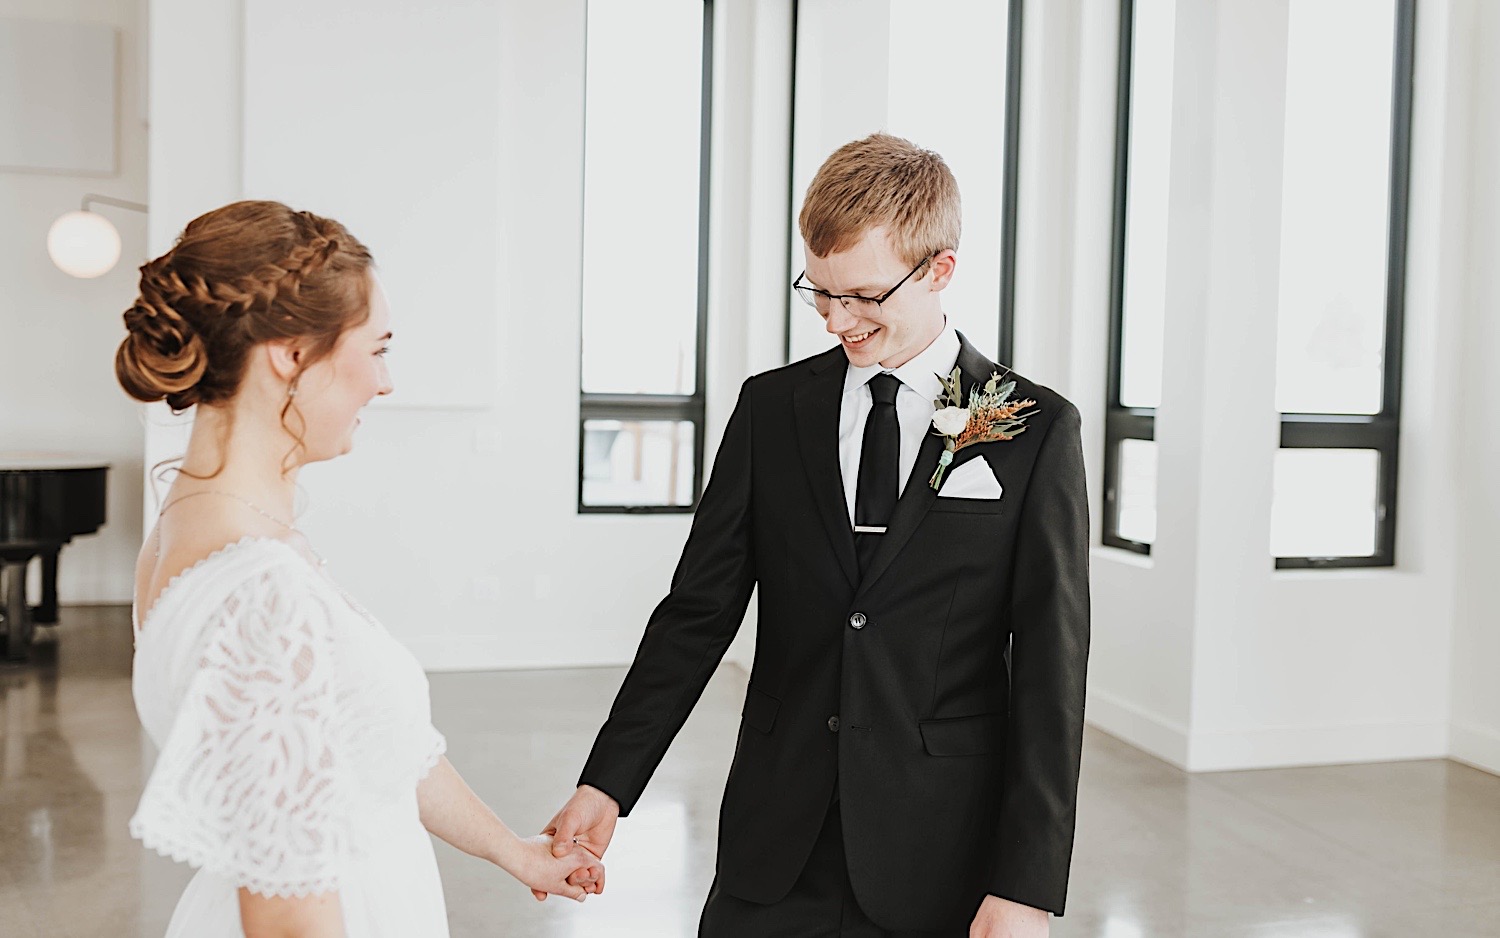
937, 456, 1004, 499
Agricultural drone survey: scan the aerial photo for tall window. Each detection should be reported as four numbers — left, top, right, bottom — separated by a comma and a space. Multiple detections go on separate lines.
784, 0, 1023, 366
1103, 0, 1174, 554
1272, 0, 1412, 568
578, 0, 713, 513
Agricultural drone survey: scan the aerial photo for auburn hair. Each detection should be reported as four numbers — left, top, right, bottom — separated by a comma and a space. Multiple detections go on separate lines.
116, 200, 373, 411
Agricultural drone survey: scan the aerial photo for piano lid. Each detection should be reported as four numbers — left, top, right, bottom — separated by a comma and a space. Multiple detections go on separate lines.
0, 452, 112, 472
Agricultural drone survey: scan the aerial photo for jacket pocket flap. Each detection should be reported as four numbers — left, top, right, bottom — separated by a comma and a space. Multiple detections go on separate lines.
929, 497, 1005, 514
742, 687, 781, 734
919, 712, 1000, 756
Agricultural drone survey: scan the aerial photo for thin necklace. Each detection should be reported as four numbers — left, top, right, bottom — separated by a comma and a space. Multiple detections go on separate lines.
156, 490, 326, 566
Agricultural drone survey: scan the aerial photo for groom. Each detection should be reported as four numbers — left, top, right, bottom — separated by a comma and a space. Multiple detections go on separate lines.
547, 133, 1090, 936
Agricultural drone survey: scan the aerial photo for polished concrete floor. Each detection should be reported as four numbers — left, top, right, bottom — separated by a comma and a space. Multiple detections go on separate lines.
2, 607, 1498, 937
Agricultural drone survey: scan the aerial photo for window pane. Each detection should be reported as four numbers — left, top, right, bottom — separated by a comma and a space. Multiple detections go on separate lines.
1115, 438, 1158, 545
787, 0, 1017, 363
1118, 0, 1176, 410
1271, 448, 1380, 557
581, 419, 696, 508
886, 0, 1011, 353
1274, 0, 1396, 415
580, 0, 703, 394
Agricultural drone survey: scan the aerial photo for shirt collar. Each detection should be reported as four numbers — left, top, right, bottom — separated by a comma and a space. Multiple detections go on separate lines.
842, 322, 961, 407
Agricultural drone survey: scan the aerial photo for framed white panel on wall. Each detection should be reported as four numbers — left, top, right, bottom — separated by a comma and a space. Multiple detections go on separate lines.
241, 0, 501, 409
0, 18, 117, 175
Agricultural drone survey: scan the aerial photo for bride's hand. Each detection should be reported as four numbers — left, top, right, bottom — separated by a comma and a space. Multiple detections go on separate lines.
506, 834, 605, 902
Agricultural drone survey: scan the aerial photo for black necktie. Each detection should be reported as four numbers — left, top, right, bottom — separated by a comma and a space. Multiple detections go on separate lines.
855, 372, 901, 574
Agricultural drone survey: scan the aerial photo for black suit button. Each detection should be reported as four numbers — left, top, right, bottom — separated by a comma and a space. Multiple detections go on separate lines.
849, 612, 866, 630
828, 716, 840, 733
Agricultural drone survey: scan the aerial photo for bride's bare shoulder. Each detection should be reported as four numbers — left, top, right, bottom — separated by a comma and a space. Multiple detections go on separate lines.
136, 497, 299, 619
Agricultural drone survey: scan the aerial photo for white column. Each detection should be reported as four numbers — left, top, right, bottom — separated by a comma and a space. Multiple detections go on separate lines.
1450, 0, 1500, 775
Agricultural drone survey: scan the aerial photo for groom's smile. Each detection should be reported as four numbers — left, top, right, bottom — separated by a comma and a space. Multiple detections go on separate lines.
803, 224, 953, 371
839, 326, 880, 350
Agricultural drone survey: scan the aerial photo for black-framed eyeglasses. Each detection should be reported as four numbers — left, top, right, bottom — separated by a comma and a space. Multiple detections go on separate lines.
792, 254, 935, 314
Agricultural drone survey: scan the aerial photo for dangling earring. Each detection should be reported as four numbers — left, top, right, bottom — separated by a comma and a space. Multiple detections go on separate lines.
287, 381, 299, 400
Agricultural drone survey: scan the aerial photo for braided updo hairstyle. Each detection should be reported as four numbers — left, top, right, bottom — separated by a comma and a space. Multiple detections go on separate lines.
116, 200, 374, 411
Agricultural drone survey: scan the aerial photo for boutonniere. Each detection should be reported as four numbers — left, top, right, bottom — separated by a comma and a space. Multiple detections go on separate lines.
928, 367, 1037, 490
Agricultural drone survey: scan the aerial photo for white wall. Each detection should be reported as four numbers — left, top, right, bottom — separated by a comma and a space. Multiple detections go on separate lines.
242, 0, 500, 409
1449, 0, 1500, 776
144, 0, 791, 672
49, 0, 1499, 774
0, 0, 146, 604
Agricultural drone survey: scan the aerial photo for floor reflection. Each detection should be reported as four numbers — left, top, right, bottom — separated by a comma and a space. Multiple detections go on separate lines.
1, 607, 1498, 937
0, 609, 166, 937
2, 673, 106, 887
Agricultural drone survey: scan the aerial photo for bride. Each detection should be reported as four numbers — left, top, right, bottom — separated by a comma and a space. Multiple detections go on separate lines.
116, 201, 602, 936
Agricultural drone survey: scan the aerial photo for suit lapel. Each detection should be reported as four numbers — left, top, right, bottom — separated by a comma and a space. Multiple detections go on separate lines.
792, 349, 859, 589
856, 333, 1001, 595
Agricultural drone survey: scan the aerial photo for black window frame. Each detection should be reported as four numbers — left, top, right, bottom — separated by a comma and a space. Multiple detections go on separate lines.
1275, 0, 1413, 569
577, 0, 715, 515
1102, 0, 1154, 555
997, 0, 1024, 367
781, 0, 1024, 366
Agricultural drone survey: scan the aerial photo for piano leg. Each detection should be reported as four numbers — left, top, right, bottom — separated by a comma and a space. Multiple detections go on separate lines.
34, 547, 60, 624
2, 556, 32, 661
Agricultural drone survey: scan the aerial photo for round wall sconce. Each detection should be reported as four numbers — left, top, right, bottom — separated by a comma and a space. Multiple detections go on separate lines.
47, 194, 147, 279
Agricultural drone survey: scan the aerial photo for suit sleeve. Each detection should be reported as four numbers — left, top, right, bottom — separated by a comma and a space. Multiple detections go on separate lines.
987, 400, 1090, 915
578, 379, 758, 816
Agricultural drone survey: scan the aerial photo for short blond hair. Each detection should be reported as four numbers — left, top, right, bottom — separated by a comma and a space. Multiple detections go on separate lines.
798, 133, 961, 268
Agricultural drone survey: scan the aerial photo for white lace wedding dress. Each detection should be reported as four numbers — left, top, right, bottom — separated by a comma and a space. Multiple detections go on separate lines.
130, 537, 451, 936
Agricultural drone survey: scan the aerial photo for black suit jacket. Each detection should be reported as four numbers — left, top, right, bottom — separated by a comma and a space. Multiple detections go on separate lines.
580, 333, 1090, 929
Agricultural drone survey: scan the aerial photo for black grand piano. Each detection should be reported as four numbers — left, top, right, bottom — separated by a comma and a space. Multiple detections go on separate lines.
0, 455, 109, 661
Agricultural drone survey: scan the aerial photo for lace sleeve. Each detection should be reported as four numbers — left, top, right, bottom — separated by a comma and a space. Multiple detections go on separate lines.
129, 565, 355, 898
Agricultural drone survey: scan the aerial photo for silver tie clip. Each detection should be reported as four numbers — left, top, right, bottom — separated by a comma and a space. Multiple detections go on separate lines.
853, 525, 888, 535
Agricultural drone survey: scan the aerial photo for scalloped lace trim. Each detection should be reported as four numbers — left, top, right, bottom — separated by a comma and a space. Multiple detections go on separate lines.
136, 535, 299, 638
130, 818, 344, 899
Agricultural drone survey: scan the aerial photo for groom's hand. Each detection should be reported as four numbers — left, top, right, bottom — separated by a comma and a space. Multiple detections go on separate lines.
531, 785, 620, 901
970, 895, 1048, 937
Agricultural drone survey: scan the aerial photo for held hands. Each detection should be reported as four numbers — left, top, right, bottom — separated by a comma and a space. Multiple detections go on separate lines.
971, 895, 1049, 938
506, 833, 604, 903
520, 786, 1047, 930
530, 785, 621, 902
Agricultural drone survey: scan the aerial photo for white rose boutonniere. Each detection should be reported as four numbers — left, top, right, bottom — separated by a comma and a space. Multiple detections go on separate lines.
928, 367, 1038, 490
931, 406, 971, 437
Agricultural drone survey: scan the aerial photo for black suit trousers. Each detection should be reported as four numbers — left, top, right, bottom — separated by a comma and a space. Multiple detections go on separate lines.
699, 797, 968, 938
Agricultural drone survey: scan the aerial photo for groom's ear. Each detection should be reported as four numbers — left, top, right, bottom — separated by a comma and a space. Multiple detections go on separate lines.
927, 250, 957, 292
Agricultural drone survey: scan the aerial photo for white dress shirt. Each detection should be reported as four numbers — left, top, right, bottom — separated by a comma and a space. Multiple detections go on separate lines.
838, 324, 961, 526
